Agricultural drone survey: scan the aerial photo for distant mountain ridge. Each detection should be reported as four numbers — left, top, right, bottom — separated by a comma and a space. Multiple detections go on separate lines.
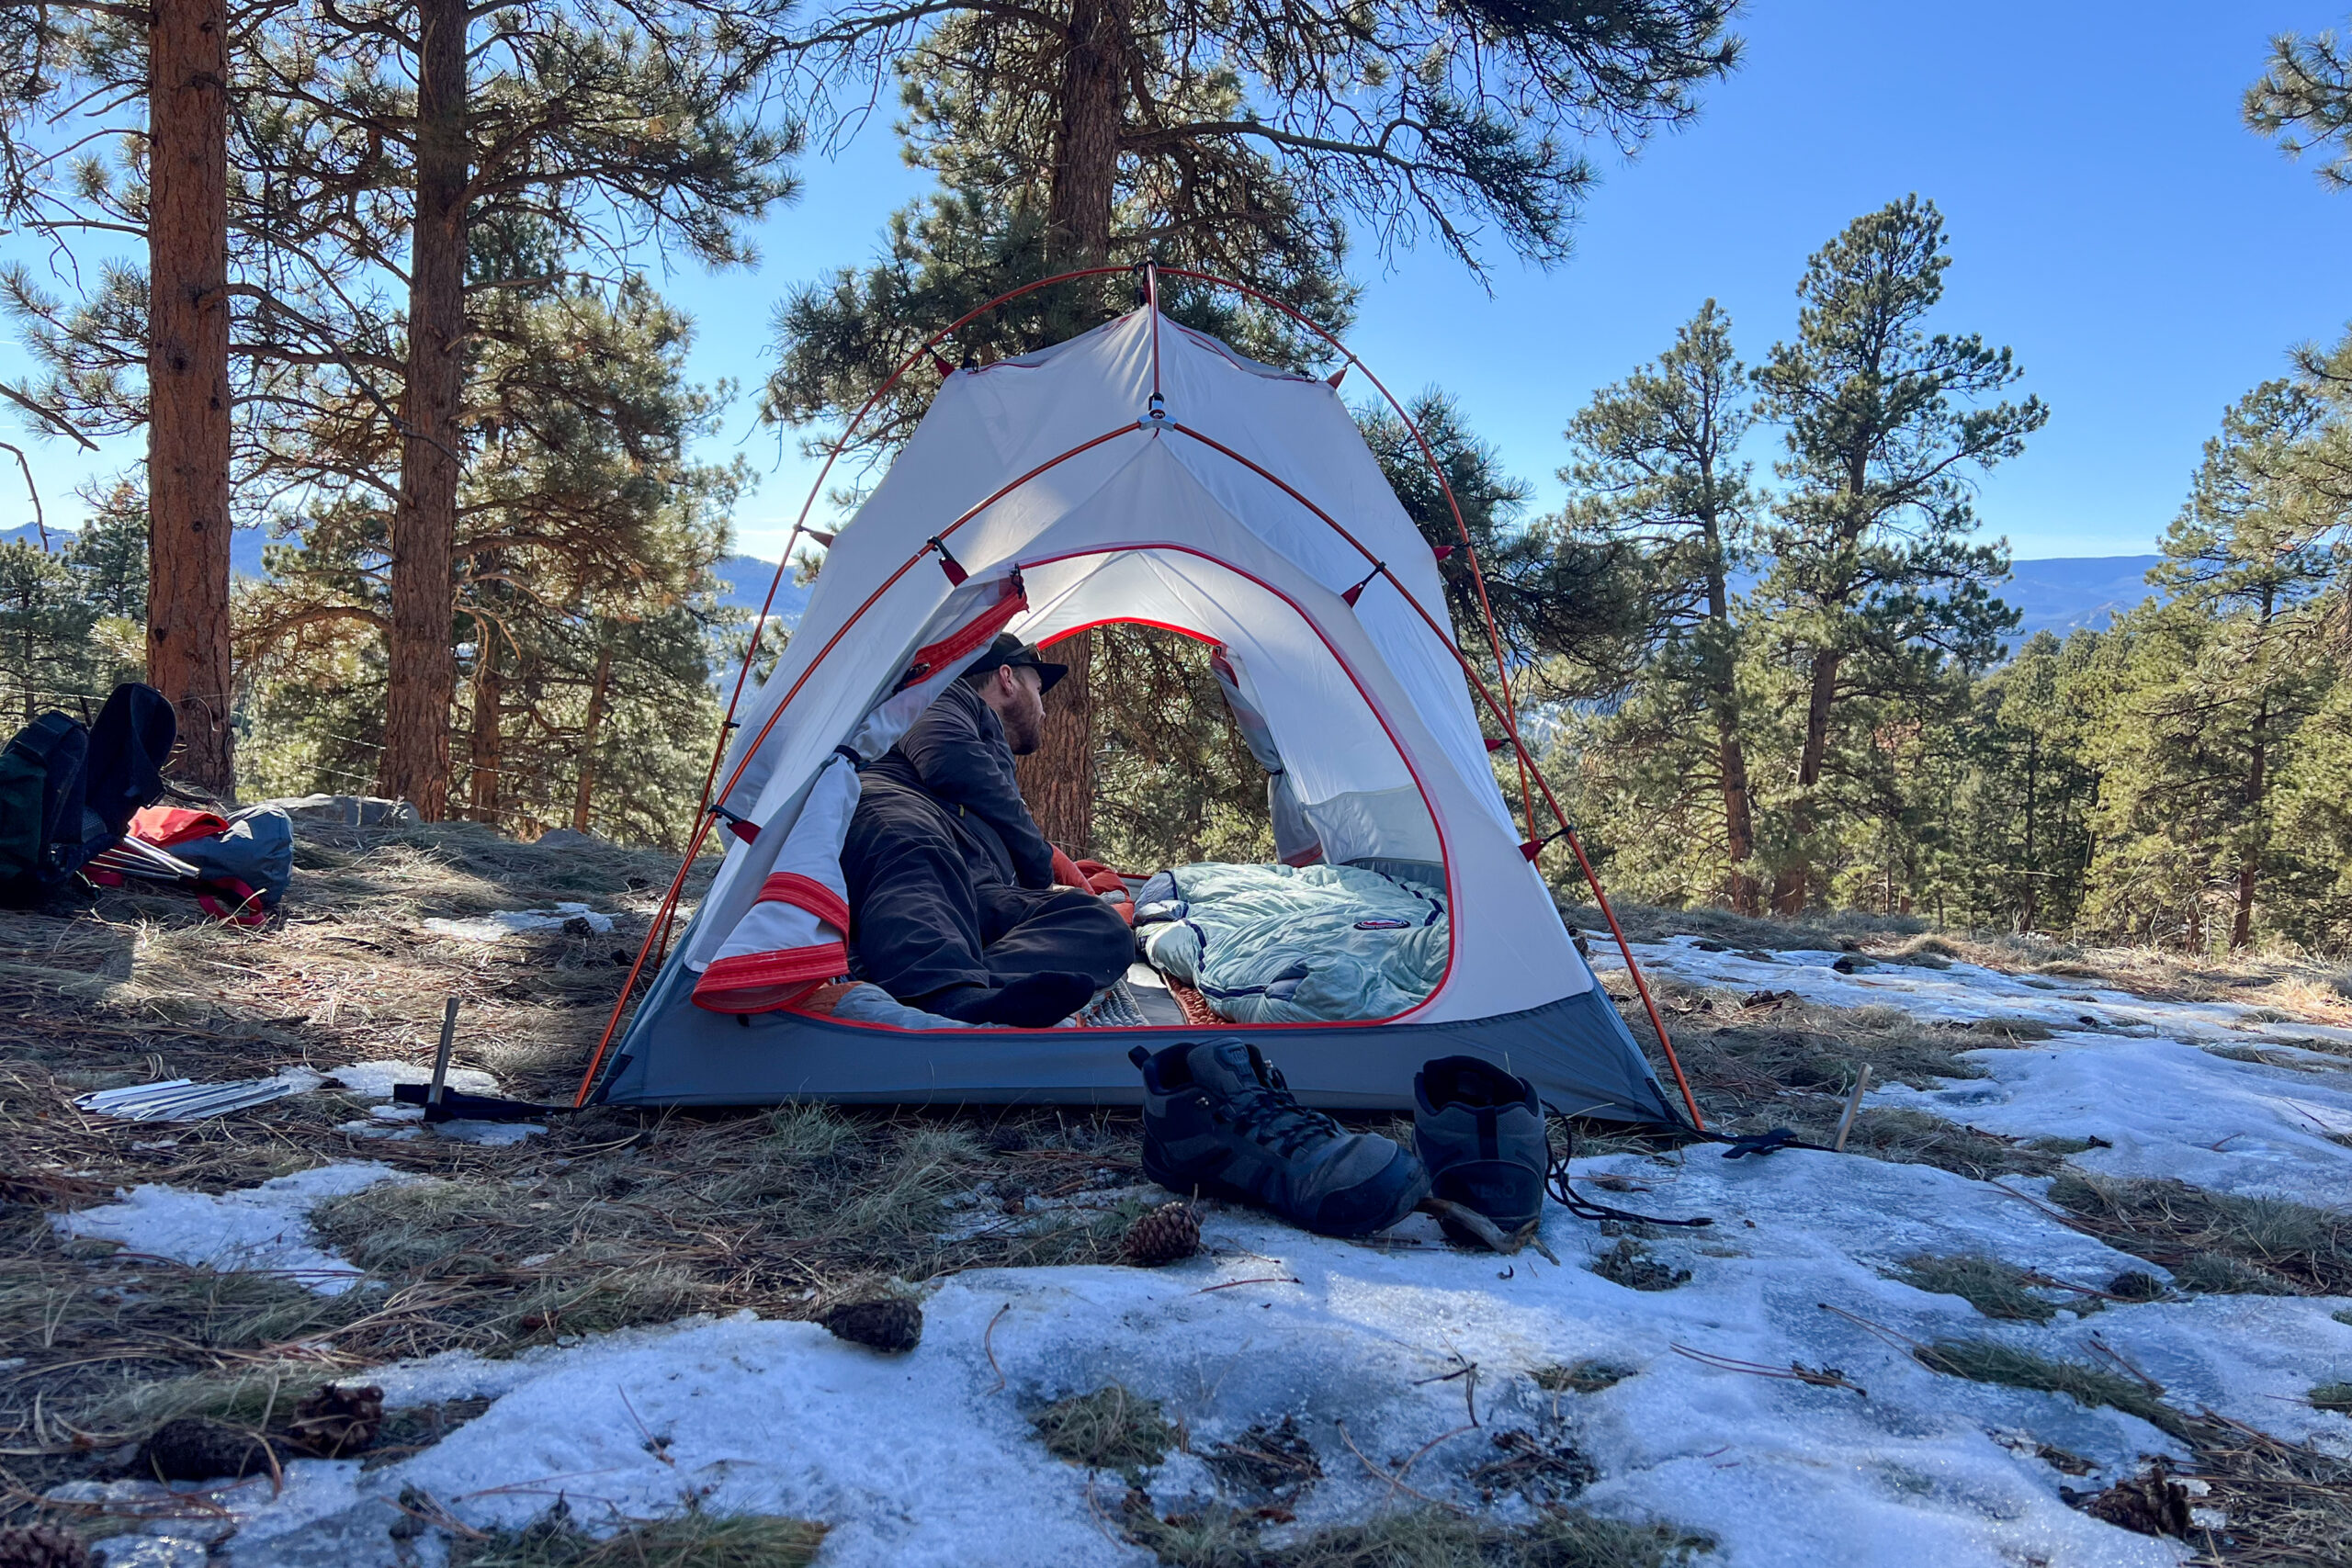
4, 522, 2153, 648
1, 523, 809, 626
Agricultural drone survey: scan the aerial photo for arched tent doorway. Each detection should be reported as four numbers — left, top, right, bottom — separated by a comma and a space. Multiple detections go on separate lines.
579, 273, 1699, 1126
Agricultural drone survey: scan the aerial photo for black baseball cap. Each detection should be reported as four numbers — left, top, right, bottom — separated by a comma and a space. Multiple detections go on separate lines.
967, 632, 1068, 693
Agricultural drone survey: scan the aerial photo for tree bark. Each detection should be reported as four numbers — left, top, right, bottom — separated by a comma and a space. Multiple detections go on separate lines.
1016, 629, 1097, 852
147, 0, 235, 797
1045, 0, 1128, 266
1701, 534, 1756, 915
379, 0, 468, 818
572, 636, 612, 833
467, 624, 503, 825
2232, 692, 2267, 951
2019, 733, 2038, 932
1771, 648, 1841, 915
1018, 0, 1129, 852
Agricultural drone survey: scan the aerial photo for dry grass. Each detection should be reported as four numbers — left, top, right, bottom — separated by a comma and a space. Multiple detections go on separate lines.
1125, 1501, 1712, 1568
1532, 1362, 1634, 1396
1916, 1341, 2352, 1562
1566, 897, 2352, 1041
1890, 1254, 2061, 1324
1590, 973, 2066, 1182
1914, 1339, 2196, 1440
1588, 1238, 1690, 1292
0, 817, 1157, 1518
1555, 897, 1922, 953
2041, 1174, 2352, 1297
450, 1501, 827, 1568
1030, 1383, 1176, 1479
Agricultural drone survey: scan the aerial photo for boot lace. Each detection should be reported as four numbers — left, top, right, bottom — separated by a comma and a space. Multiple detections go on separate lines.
1209, 1064, 1340, 1158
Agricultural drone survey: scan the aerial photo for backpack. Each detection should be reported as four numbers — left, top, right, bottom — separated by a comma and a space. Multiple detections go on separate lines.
121, 803, 295, 926
0, 684, 177, 908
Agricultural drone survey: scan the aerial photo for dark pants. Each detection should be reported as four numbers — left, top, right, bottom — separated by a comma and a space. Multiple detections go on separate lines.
842, 778, 1134, 1026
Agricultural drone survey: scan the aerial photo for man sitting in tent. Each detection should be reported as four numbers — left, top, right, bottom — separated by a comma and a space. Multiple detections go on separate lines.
840, 634, 1136, 1027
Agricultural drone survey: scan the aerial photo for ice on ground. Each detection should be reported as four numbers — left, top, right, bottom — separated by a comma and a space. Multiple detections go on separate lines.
52, 1163, 404, 1295
1875, 1032, 2352, 1207
173, 1142, 2352, 1568
51, 938, 2352, 1567
422, 902, 614, 941
430, 1119, 545, 1145
324, 1059, 499, 1100
1604, 936, 2352, 1205
1594, 935, 2352, 1048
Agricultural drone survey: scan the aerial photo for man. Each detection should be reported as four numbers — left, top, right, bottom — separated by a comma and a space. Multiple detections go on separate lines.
840, 634, 1135, 1026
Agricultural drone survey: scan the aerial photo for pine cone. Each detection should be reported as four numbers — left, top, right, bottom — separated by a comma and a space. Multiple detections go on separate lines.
134, 1417, 285, 1483
1122, 1201, 1202, 1266
0, 1526, 92, 1568
287, 1382, 384, 1458
821, 1297, 922, 1353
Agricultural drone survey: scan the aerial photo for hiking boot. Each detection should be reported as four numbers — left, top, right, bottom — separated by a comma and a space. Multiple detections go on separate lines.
1129, 1040, 1428, 1237
1413, 1055, 1546, 1242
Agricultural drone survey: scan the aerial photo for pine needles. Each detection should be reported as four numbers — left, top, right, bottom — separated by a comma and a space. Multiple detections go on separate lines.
450, 1503, 827, 1568
2043, 1173, 2352, 1295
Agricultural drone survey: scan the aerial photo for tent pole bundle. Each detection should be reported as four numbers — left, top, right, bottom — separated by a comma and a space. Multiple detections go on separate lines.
574, 265, 1703, 1129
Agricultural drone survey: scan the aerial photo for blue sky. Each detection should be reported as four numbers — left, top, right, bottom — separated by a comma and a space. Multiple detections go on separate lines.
5, 0, 2349, 562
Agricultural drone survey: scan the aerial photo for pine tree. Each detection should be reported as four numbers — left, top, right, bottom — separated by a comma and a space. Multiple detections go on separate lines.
2141, 381, 2339, 949
1749, 196, 2044, 913
239, 0, 798, 819
1559, 300, 1760, 908
241, 254, 741, 846
0, 542, 96, 724
770, 0, 1742, 850
2247, 18, 2352, 190
148, 0, 235, 794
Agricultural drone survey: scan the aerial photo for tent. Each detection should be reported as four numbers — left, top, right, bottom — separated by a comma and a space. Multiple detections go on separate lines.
580, 273, 1697, 1125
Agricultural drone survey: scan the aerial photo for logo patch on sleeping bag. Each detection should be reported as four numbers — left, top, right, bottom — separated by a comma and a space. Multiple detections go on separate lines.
1352, 918, 1410, 930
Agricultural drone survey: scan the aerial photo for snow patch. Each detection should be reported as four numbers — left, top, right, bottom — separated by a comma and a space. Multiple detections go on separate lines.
1872, 1032, 2352, 1206
422, 903, 614, 941
52, 1163, 404, 1295
324, 1060, 498, 1100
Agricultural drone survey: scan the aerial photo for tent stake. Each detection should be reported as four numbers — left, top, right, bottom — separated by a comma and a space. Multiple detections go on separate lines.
428, 997, 458, 1107
1834, 1064, 1872, 1154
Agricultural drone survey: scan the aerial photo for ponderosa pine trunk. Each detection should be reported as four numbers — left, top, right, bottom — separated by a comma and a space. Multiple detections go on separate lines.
1772, 648, 1841, 915
467, 633, 503, 825
2232, 697, 2268, 951
379, 0, 468, 818
147, 0, 235, 797
572, 637, 612, 833
1701, 527, 1756, 915
1013, 0, 1130, 852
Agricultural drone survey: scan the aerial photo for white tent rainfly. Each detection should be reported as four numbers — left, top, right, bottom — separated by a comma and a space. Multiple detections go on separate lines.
578, 267, 1700, 1128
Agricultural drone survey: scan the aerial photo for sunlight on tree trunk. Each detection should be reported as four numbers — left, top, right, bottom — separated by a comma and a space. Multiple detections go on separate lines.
380, 0, 469, 819
147, 0, 234, 796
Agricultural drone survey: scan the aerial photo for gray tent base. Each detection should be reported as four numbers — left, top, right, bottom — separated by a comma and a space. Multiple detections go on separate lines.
592, 932, 1687, 1126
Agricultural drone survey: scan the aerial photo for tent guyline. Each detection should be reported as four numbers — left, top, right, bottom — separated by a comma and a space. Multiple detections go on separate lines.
575, 265, 1702, 1132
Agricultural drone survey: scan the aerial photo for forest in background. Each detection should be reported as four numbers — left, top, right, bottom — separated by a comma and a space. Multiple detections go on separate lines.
0, 2, 2343, 955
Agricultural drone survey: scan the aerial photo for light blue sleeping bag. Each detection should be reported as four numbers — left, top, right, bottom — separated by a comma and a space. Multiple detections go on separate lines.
1134, 862, 1448, 1024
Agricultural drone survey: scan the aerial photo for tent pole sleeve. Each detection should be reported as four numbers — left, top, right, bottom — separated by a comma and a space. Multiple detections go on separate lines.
1165, 421, 1705, 1131
1159, 265, 1538, 839
585, 422, 1144, 1103
694, 264, 1138, 832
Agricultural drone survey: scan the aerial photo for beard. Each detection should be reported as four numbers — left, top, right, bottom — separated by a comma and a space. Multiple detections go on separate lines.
1002, 699, 1045, 755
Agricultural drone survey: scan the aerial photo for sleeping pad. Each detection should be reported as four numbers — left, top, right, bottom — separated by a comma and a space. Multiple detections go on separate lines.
1133, 862, 1449, 1024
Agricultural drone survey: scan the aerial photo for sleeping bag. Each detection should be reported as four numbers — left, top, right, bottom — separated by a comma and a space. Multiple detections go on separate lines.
1133, 862, 1449, 1024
